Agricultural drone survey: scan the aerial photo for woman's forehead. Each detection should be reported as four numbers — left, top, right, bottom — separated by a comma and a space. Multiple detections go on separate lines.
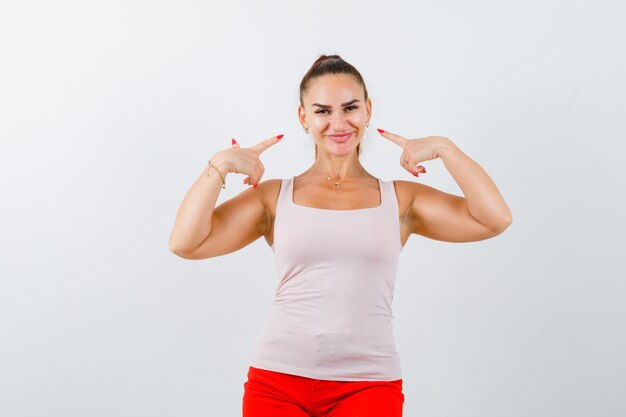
305, 75, 363, 103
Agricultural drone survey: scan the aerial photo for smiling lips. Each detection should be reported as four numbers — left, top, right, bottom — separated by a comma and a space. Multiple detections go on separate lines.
328, 132, 354, 143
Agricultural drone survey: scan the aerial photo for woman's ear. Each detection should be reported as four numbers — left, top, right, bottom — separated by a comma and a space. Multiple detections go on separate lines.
297, 105, 307, 128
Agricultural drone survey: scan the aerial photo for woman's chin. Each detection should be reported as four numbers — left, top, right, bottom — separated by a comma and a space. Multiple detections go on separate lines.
325, 144, 356, 155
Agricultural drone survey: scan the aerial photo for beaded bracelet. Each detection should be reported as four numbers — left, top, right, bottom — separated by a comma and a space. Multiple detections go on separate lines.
206, 159, 226, 189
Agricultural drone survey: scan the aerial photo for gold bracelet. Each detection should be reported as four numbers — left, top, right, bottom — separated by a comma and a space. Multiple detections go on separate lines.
206, 160, 226, 189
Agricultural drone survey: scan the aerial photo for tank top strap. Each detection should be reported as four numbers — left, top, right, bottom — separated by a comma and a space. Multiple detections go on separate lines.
381, 178, 396, 212
276, 177, 289, 211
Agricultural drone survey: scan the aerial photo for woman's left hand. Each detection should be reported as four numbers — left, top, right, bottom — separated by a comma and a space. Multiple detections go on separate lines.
376, 129, 450, 177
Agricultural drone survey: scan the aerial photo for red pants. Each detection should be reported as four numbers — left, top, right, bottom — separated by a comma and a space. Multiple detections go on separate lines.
242, 365, 404, 416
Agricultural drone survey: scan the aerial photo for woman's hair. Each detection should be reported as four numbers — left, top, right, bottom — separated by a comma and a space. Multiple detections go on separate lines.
299, 54, 369, 159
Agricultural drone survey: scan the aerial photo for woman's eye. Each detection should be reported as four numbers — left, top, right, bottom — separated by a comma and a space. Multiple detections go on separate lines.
315, 106, 358, 114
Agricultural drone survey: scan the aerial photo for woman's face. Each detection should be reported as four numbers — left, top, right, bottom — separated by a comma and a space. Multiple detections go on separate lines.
299, 73, 372, 156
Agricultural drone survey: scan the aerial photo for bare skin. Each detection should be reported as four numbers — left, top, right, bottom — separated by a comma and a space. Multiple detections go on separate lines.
169, 73, 512, 259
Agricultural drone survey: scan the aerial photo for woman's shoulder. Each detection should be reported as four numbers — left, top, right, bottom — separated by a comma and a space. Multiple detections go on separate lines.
256, 178, 283, 217
387, 179, 429, 219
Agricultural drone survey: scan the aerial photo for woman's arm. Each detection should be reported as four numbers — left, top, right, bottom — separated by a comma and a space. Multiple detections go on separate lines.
437, 137, 512, 229
169, 134, 282, 259
168, 155, 269, 259
407, 137, 512, 243
168, 156, 233, 256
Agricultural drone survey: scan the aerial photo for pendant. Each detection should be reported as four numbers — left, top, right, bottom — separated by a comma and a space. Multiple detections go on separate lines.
327, 176, 341, 189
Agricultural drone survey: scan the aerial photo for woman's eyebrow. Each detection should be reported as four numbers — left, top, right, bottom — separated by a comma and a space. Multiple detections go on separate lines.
311, 99, 360, 109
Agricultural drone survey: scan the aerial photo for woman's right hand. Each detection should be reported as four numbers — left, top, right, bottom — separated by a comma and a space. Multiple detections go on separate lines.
213, 134, 284, 188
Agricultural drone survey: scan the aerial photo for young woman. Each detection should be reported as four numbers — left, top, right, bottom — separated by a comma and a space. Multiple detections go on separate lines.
169, 54, 512, 417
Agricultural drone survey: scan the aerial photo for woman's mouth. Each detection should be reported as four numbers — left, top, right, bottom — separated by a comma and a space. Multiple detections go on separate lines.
327, 132, 353, 143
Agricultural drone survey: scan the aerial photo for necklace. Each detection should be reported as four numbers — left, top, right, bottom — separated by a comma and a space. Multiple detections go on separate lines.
327, 176, 342, 189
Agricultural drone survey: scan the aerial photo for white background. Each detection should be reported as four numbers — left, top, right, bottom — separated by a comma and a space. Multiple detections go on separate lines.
1, 1, 624, 416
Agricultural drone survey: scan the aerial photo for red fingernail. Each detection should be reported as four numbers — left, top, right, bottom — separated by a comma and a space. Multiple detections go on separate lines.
377, 128, 385, 133
253, 183, 258, 189
412, 173, 419, 177
277, 134, 284, 140
232, 138, 237, 145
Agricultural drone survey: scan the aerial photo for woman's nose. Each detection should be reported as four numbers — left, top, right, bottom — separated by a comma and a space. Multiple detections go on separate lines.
329, 112, 351, 128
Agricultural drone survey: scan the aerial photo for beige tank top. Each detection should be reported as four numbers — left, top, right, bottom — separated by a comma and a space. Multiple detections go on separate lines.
248, 176, 404, 381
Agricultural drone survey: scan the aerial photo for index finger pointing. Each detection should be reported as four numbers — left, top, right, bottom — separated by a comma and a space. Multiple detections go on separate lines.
253, 134, 284, 153
377, 129, 408, 147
